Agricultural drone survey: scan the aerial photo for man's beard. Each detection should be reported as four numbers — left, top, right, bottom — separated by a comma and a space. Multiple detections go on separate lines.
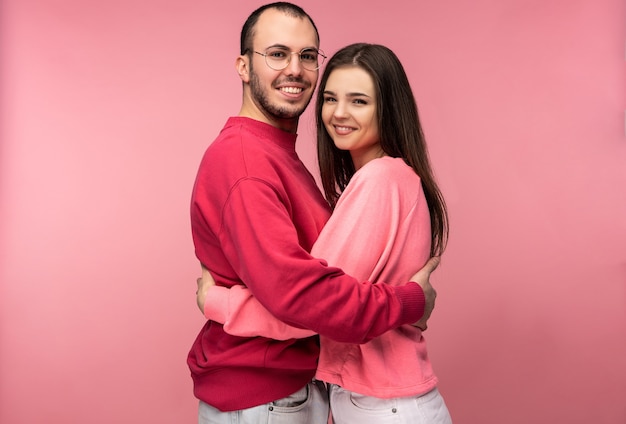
249, 64, 311, 120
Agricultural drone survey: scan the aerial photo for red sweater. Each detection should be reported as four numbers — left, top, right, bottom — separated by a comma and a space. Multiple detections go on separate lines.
188, 117, 425, 411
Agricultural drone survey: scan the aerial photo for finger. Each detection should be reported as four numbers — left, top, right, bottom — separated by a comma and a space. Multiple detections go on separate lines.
202, 267, 212, 280
424, 256, 441, 272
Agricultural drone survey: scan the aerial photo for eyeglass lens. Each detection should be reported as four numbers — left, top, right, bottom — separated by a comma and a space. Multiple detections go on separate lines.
263, 48, 323, 71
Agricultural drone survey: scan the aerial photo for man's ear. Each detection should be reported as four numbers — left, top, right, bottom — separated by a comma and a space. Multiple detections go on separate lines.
236, 55, 250, 83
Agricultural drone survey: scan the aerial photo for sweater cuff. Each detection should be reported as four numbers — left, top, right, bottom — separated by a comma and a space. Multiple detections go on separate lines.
203, 286, 230, 323
393, 282, 425, 324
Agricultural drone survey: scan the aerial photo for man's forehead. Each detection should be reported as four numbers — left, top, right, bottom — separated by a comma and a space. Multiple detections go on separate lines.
253, 10, 318, 48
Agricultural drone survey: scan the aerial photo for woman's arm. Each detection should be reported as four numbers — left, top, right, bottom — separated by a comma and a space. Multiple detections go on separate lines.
200, 158, 432, 339
197, 266, 315, 340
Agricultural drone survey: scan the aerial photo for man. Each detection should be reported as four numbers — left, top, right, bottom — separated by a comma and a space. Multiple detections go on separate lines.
189, 3, 439, 423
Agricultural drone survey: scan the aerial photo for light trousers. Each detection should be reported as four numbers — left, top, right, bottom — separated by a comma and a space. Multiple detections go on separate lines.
198, 380, 329, 424
329, 385, 452, 424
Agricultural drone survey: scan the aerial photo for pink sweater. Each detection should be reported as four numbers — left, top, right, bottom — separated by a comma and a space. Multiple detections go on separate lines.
204, 156, 438, 398
190, 118, 426, 411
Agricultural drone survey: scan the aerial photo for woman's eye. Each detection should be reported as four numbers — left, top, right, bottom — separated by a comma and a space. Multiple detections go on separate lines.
324, 96, 336, 103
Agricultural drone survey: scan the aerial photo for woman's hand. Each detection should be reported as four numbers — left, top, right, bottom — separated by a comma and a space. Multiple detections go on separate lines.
196, 264, 216, 315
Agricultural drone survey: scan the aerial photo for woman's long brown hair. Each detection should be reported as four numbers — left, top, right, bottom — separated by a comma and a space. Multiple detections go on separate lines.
315, 43, 449, 256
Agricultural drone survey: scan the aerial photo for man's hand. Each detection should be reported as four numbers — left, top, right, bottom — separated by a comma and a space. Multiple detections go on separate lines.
196, 264, 216, 314
410, 256, 440, 331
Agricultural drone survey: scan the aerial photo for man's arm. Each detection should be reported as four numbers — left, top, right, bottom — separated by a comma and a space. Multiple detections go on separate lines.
197, 258, 439, 337
409, 257, 439, 331
196, 162, 439, 340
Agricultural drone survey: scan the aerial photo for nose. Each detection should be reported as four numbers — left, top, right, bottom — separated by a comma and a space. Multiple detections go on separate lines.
284, 52, 304, 76
332, 101, 348, 119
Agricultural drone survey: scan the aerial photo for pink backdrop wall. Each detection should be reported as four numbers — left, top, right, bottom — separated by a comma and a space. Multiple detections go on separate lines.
1, 1, 624, 423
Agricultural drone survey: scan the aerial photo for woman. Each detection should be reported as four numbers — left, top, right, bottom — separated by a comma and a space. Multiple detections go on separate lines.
198, 43, 451, 423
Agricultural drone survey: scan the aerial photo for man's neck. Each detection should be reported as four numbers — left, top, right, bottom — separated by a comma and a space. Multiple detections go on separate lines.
238, 106, 299, 134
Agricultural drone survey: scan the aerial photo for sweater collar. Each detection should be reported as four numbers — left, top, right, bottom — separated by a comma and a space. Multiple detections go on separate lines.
226, 116, 298, 152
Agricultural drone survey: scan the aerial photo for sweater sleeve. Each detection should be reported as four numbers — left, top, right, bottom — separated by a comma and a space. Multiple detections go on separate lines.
204, 284, 316, 340
203, 160, 426, 342
311, 163, 405, 282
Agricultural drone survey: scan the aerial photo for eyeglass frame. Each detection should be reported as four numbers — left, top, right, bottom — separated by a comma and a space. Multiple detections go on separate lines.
249, 47, 327, 71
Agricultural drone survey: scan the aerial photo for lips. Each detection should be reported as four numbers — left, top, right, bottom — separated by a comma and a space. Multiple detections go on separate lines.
279, 86, 304, 94
275, 77, 308, 96
332, 125, 355, 135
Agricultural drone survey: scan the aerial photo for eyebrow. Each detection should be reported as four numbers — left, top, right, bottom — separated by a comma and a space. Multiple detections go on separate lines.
323, 90, 373, 98
266, 44, 318, 51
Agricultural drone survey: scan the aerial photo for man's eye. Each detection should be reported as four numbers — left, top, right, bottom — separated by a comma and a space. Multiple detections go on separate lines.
267, 50, 287, 59
300, 51, 317, 62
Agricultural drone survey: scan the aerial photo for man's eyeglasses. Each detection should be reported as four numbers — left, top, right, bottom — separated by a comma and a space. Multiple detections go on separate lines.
253, 47, 327, 71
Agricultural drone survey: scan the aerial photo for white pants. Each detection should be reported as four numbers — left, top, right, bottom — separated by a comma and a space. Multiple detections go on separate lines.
329, 385, 452, 424
198, 380, 329, 424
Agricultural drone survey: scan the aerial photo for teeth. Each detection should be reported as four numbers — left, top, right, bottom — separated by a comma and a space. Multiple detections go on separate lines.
280, 87, 303, 94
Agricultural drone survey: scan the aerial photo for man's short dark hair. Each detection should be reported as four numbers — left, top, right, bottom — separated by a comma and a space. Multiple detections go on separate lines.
240, 2, 320, 55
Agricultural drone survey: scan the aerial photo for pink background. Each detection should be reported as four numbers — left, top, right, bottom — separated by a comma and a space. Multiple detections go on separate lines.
1, 0, 625, 423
